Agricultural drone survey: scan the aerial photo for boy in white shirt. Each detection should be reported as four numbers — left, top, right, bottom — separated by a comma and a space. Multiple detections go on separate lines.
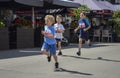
54, 15, 65, 55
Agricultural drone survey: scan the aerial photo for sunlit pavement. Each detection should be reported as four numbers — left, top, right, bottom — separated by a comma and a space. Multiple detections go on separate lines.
0, 43, 120, 78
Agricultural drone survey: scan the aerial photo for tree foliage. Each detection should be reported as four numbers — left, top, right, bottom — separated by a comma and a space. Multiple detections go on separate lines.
73, 5, 90, 20
112, 10, 120, 34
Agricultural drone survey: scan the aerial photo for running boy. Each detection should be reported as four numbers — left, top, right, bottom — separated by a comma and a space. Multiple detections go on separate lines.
54, 15, 65, 55
41, 15, 59, 70
74, 12, 91, 56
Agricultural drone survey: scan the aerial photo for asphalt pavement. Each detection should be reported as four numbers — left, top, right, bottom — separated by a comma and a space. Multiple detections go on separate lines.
0, 43, 120, 78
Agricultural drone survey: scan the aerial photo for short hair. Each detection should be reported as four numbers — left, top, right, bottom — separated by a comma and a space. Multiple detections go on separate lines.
81, 11, 87, 16
45, 15, 55, 23
56, 14, 62, 19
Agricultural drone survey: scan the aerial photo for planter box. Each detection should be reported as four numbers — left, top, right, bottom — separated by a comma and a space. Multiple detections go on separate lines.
0, 28, 9, 50
17, 28, 34, 49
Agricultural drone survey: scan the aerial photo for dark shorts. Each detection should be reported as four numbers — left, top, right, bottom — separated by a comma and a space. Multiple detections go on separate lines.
55, 38, 62, 42
79, 32, 89, 41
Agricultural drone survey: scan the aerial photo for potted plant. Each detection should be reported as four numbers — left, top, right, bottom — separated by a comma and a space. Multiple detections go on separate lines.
12, 17, 34, 48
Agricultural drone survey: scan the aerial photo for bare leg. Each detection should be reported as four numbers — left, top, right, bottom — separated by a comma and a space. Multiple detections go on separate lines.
58, 41, 62, 52
76, 38, 82, 56
53, 54, 58, 62
78, 38, 83, 51
41, 49, 50, 56
53, 54, 59, 69
41, 49, 51, 62
85, 39, 90, 46
57, 41, 62, 55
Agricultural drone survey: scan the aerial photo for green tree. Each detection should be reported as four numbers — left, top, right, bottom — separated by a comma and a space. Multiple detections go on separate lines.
112, 10, 120, 34
73, 5, 90, 20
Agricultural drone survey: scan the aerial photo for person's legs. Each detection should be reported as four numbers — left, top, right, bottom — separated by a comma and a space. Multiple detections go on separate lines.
76, 38, 82, 56
85, 39, 90, 46
41, 49, 50, 56
57, 41, 62, 55
41, 43, 51, 62
84, 33, 91, 46
53, 55, 59, 68
50, 44, 59, 69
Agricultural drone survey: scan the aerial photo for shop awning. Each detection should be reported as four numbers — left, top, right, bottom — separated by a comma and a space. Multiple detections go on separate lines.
15, 0, 43, 7
0, 0, 80, 9
99, 1, 114, 10
52, 0, 80, 8
74, 0, 112, 11
0, 0, 43, 9
43, 0, 80, 9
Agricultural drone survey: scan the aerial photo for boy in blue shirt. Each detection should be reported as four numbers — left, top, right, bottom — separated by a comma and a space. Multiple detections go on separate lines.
41, 15, 59, 70
74, 12, 91, 56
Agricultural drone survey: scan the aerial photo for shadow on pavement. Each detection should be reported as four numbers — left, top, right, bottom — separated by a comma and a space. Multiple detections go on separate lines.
58, 68, 93, 76
62, 43, 115, 49
62, 55, 120, 62
0, 49, 41, 59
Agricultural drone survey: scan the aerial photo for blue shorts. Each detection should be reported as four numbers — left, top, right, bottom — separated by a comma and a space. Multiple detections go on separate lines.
41, 42, 57, 55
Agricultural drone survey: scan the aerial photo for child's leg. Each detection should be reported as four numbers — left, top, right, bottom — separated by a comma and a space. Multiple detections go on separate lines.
41, 48, 51, 62
41, 43, 50, 56
49, 44, 57, 59
76, 38, 82, 56
50, 44, 59, 68
53, 55, 59, 69
41, 49, 50, 56
57, 40, 63, 55
41, 42, 51, 62
78, 38, 83, 51
58, 41, 62, 52
53, 55, 58, 62
85, 34, 91, 46
85, 39, 90, 46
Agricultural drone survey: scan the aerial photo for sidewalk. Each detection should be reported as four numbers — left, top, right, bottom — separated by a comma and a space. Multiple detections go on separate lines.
0, 42, 119, 59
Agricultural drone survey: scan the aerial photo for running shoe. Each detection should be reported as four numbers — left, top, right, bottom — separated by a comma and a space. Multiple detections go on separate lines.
58, 52, 62, 55
76, 51, 81, 56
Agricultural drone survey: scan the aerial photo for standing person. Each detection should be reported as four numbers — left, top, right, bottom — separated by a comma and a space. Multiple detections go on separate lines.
54, 15, 65, 55
41, 15, 59, 70
74, 12, 91, 56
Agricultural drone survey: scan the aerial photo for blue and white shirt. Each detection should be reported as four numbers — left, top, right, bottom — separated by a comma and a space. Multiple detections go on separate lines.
78, 18, 90, 34
44, 25, 56, 45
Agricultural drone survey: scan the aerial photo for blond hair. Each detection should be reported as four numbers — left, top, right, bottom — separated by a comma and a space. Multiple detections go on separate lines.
45, 15, 55, 24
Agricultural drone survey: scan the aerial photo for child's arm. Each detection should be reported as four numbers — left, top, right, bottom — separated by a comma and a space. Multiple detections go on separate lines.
41, 31, 54, 38
74, 26, 80, 33
46, 33, 54, 38
83, 25, 91, 32
55, 25, 65, 33
56, 29, 64, 33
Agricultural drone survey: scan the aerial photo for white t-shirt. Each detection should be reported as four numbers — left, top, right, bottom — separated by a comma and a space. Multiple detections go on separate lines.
54, 23, 65, 39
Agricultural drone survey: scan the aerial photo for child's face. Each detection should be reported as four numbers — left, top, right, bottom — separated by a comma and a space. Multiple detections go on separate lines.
80, 13, 85, 18
45, 19, 53, 26
56, 16, 62, 23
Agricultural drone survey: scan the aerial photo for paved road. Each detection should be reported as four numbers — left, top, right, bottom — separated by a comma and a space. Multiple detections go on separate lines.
0, 43, 120, 78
